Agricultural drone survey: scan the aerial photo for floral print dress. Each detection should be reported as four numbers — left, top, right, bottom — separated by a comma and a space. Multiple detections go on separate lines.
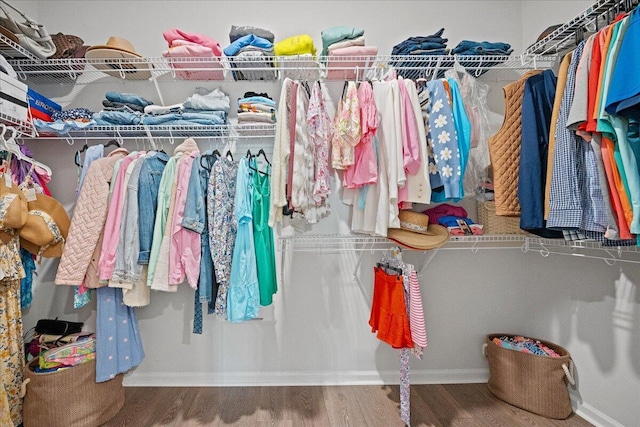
208, 158, 239, 318
0, 235, 26, 426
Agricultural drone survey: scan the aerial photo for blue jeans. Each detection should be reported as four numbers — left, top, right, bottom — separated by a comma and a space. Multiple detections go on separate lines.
137, 152, 169, 264
451, 41, 512, 55
93, 111, 142, 125
105, 91, 153, 107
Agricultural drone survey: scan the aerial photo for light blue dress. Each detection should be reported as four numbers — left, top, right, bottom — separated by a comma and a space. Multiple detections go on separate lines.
228, 157, 260, 322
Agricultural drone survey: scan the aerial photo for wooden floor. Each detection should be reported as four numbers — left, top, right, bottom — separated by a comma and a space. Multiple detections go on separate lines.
102, 383, 593, 427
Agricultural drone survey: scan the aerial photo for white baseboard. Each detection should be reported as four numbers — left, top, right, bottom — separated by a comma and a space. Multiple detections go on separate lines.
123, 368, 490, 387
573, 399, 626, 427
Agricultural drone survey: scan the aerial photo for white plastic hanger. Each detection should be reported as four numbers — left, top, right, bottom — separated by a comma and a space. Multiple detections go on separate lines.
4, 126, 53, 177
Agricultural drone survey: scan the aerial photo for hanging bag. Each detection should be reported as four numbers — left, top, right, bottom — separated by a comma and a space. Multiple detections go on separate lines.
0, 0, 55, 59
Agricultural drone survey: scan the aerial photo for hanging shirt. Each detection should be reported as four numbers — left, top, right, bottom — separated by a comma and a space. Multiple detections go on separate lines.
426, 79, 462, 201
307, 81, 334, 203
548, 41, 586, 230
518, 69, 561, 238
605, 7, 640, 119
146, 153, 183, 286
228, 157, 260, 322
169, 151, 200, 287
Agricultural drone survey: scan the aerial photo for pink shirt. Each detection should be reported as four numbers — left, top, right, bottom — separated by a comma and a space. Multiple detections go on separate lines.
343, 81, 379, 189
168, 151, 200, 287
98, 152, 143, 281
397, 77, 421, 204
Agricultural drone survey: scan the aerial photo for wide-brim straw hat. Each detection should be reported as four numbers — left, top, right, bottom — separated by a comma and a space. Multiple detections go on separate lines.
18, 193, 70, 258
85, 36, 151, 80
387, 210, 449, 250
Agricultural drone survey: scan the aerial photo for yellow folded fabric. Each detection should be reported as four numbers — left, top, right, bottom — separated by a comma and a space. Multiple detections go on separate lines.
274, 34, 316, 56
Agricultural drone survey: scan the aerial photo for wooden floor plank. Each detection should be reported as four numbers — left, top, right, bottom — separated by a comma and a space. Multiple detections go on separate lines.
284, 385, 331, 426
255, 386, 293, 426
413, 384, 473, 421
322, 385, 366, 427
352, 385, 406, 427
217, 386, 259, 426
179, 387, 229, 426
101, 384, 593, 426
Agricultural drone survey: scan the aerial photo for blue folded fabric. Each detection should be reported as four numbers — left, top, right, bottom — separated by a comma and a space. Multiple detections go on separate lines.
224, 34, 273, 57
93, 111, 142, 126
105, 91, 153, 108
437, 215, 475, 228
237, 96, 276, 107
451, 40, 513, 56
33, 118, 96, 134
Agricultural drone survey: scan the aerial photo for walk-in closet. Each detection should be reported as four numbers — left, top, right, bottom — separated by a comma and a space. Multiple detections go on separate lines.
0, 1, 638, 426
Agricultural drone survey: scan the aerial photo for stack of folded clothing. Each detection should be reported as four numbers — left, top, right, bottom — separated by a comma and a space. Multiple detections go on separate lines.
163, 28, 224, 80
423, 203, 484, 236
224, 25, 277, 81
451, 40, 513, 77
33, 107, 95, 134
391, 28, 449, 79
451, 40, 513, 56
141, 86, 229, 126
275, 34, 319, 81
322, 26, 378, 80
237, 91, 276, 125
93, 91, 152, 126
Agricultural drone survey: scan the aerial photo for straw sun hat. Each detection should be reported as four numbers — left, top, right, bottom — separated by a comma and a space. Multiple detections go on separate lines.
387, 210, 449, 250
85, 36, 151, 80
18, 193, 70, 258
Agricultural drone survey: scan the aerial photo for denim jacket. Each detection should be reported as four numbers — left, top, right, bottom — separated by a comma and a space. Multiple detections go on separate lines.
137, 151, 169, 264
183, 152, 217, 294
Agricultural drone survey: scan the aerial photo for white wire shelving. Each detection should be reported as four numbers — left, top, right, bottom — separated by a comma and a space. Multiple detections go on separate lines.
0, 32, 40, 61
25, 123, 276, 141
524, 0, 639, 56
278, 233, 640, 265
7, 54, 559, 86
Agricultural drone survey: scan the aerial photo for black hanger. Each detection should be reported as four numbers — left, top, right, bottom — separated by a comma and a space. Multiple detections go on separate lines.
256, 148, 270, 166
199, 149, 220, 170
246, 149, 252, 158
104, 139, 120, 149
225, 150, 234, 161
74, 143, 89, 167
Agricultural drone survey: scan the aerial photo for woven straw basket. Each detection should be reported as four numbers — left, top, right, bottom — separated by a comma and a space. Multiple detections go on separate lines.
23, 359, 124, 427
477, 201, 528, 235
483, 334, 575, 419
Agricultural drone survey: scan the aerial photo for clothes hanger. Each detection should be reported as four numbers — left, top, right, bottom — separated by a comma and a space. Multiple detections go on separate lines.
199, 150, 220, 170
5, 127, 52, 177
256, 148, 271, 166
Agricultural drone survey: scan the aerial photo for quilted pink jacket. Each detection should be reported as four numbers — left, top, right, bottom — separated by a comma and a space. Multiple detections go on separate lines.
55, 149, 129, 286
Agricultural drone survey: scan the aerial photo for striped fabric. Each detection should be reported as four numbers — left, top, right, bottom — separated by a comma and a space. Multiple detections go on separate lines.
408, 267, 427, 350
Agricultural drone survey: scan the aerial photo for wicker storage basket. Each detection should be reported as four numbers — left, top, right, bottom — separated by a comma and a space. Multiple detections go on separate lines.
477, 201, 527, 234
23, 359, 124, 427
484, 334, 575, 419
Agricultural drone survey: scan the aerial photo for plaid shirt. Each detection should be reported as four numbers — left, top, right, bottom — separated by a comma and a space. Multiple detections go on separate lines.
548, 41, 586, 229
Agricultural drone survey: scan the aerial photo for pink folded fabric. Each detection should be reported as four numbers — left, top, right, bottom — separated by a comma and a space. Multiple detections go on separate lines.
326, 45, 378, 80
163, 28, 223, 56
163, 43, 224, 80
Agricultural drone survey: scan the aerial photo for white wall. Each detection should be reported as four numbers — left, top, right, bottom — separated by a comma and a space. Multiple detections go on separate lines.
15, 1, 639, 426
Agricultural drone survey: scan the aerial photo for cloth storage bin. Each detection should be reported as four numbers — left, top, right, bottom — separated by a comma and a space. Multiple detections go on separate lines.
22, 358, 124, 427
483, 333, 575, 419
477, 200, 527, 234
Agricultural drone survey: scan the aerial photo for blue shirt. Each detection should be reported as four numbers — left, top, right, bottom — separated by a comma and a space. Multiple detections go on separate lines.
605, 7, 640, 120
518, 69, 562, 238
